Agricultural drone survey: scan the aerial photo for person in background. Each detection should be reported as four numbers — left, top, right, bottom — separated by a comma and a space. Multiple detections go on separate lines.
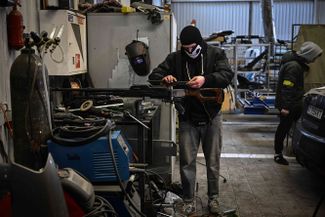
274, 41, 323, 165
149, 25, 233, 215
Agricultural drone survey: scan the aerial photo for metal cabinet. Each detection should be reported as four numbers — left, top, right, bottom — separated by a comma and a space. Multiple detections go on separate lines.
39, 10, 87, 76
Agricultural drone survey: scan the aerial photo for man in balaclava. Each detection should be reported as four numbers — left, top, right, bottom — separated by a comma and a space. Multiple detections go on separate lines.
149, 25, 234, 215
274, 41, 323, 165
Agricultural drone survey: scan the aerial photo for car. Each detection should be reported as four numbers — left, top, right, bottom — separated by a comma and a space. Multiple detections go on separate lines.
293, 87, 325, 176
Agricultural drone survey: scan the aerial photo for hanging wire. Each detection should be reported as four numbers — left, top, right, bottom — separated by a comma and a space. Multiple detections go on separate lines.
0, 103, 13, 137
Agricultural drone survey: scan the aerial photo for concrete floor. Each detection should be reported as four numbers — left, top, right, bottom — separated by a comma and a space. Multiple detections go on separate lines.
173, 114, 325, 217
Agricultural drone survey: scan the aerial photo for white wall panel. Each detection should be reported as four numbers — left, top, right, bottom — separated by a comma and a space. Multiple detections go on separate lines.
172, 0, 317, 40
318, 0, 325, 23
251, 2, 263, 36
274, 1, 314, 40
172, 2, 250, 38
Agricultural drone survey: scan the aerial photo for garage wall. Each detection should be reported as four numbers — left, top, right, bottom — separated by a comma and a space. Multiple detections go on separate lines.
172, 1, 250, 37
273, 0, 314, 40
319, 0, 325, 23
172, 0, 318, 40
1, 0, 323, 104
0, 2, 39, 162
1, 0, 324, 162
0, 1, 40, 107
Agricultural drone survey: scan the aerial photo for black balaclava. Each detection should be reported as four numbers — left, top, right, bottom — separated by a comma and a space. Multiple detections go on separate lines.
179, 25, 206, 60
180, 25, 203, 46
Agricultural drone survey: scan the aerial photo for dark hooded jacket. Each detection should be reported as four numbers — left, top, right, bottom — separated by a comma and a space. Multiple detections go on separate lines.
149, 43, 234, 124
275, 51, 309, 111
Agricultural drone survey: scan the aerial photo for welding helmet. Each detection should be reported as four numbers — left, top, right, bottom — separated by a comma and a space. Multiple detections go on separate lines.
125, 40, 151, 76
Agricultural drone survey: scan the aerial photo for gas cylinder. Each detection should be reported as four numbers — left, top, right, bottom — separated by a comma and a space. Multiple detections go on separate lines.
7, 4, 24, 50
10, 47, 51, 169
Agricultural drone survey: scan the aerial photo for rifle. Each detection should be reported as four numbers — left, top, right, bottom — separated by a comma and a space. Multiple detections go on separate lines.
148, 80, 224, 104
185, 88, 224, 104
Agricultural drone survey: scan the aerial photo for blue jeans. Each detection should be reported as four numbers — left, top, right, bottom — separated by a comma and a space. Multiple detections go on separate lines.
179, 112, 222, 201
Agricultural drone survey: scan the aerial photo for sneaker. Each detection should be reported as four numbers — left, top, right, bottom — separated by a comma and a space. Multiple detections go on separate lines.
274, 154, 289, 165
174, 200, 196, 216
208, 197, 220, 214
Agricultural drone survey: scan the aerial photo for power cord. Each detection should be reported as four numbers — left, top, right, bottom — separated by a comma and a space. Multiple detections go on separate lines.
0, 103, 13, 137
52, 119, 112, 146
0, 139, 9, 163
107, 129, 147, 217
84, 195, 118, 217
129, 167, 170, 215
146, 169, 168, 210
197, 160, 227, 183
312, 193, 324, 217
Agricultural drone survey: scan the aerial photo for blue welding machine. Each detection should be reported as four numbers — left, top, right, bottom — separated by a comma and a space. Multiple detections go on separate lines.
48, 130, 132, 183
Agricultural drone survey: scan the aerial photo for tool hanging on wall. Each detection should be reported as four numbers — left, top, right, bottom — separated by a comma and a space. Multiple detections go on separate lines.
131, 2, 164, 24
125, 39, 151, 76
7, 0, 24, 50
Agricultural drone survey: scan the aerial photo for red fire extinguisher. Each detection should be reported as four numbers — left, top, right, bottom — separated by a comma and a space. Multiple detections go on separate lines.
7, 1, 24, 50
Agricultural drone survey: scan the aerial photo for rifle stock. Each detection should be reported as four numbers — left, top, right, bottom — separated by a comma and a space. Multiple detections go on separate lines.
186, 88, 224, 104
147, 80, 224, 103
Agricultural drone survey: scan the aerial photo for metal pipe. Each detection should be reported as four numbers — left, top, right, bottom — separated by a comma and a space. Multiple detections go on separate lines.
261, 0, 277, 44
314, 0, 319, 24
248, 1, 253, 37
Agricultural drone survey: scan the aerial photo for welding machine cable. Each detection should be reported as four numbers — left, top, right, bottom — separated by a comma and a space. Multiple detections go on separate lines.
107, 129, 147, 217
51, 120, 114, 146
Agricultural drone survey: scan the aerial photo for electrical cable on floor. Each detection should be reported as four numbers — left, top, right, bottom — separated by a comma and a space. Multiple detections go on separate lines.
312, 193, 324, 217
130, 168, 168, 215
130, 164, 176, 216
83, 195, 118, 217
94, 195, 116, 211
169, 191, 205, 217
196, 160, 227, 183
146, 169, 167, 185
145, 170, 168, 212
84, 197, 104, 217
107, 128, 146, 217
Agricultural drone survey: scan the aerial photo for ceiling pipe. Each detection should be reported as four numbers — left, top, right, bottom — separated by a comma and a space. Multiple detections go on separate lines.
248, 1, 253, 37
314, 0, 319, 24
261, 0, 277, 44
